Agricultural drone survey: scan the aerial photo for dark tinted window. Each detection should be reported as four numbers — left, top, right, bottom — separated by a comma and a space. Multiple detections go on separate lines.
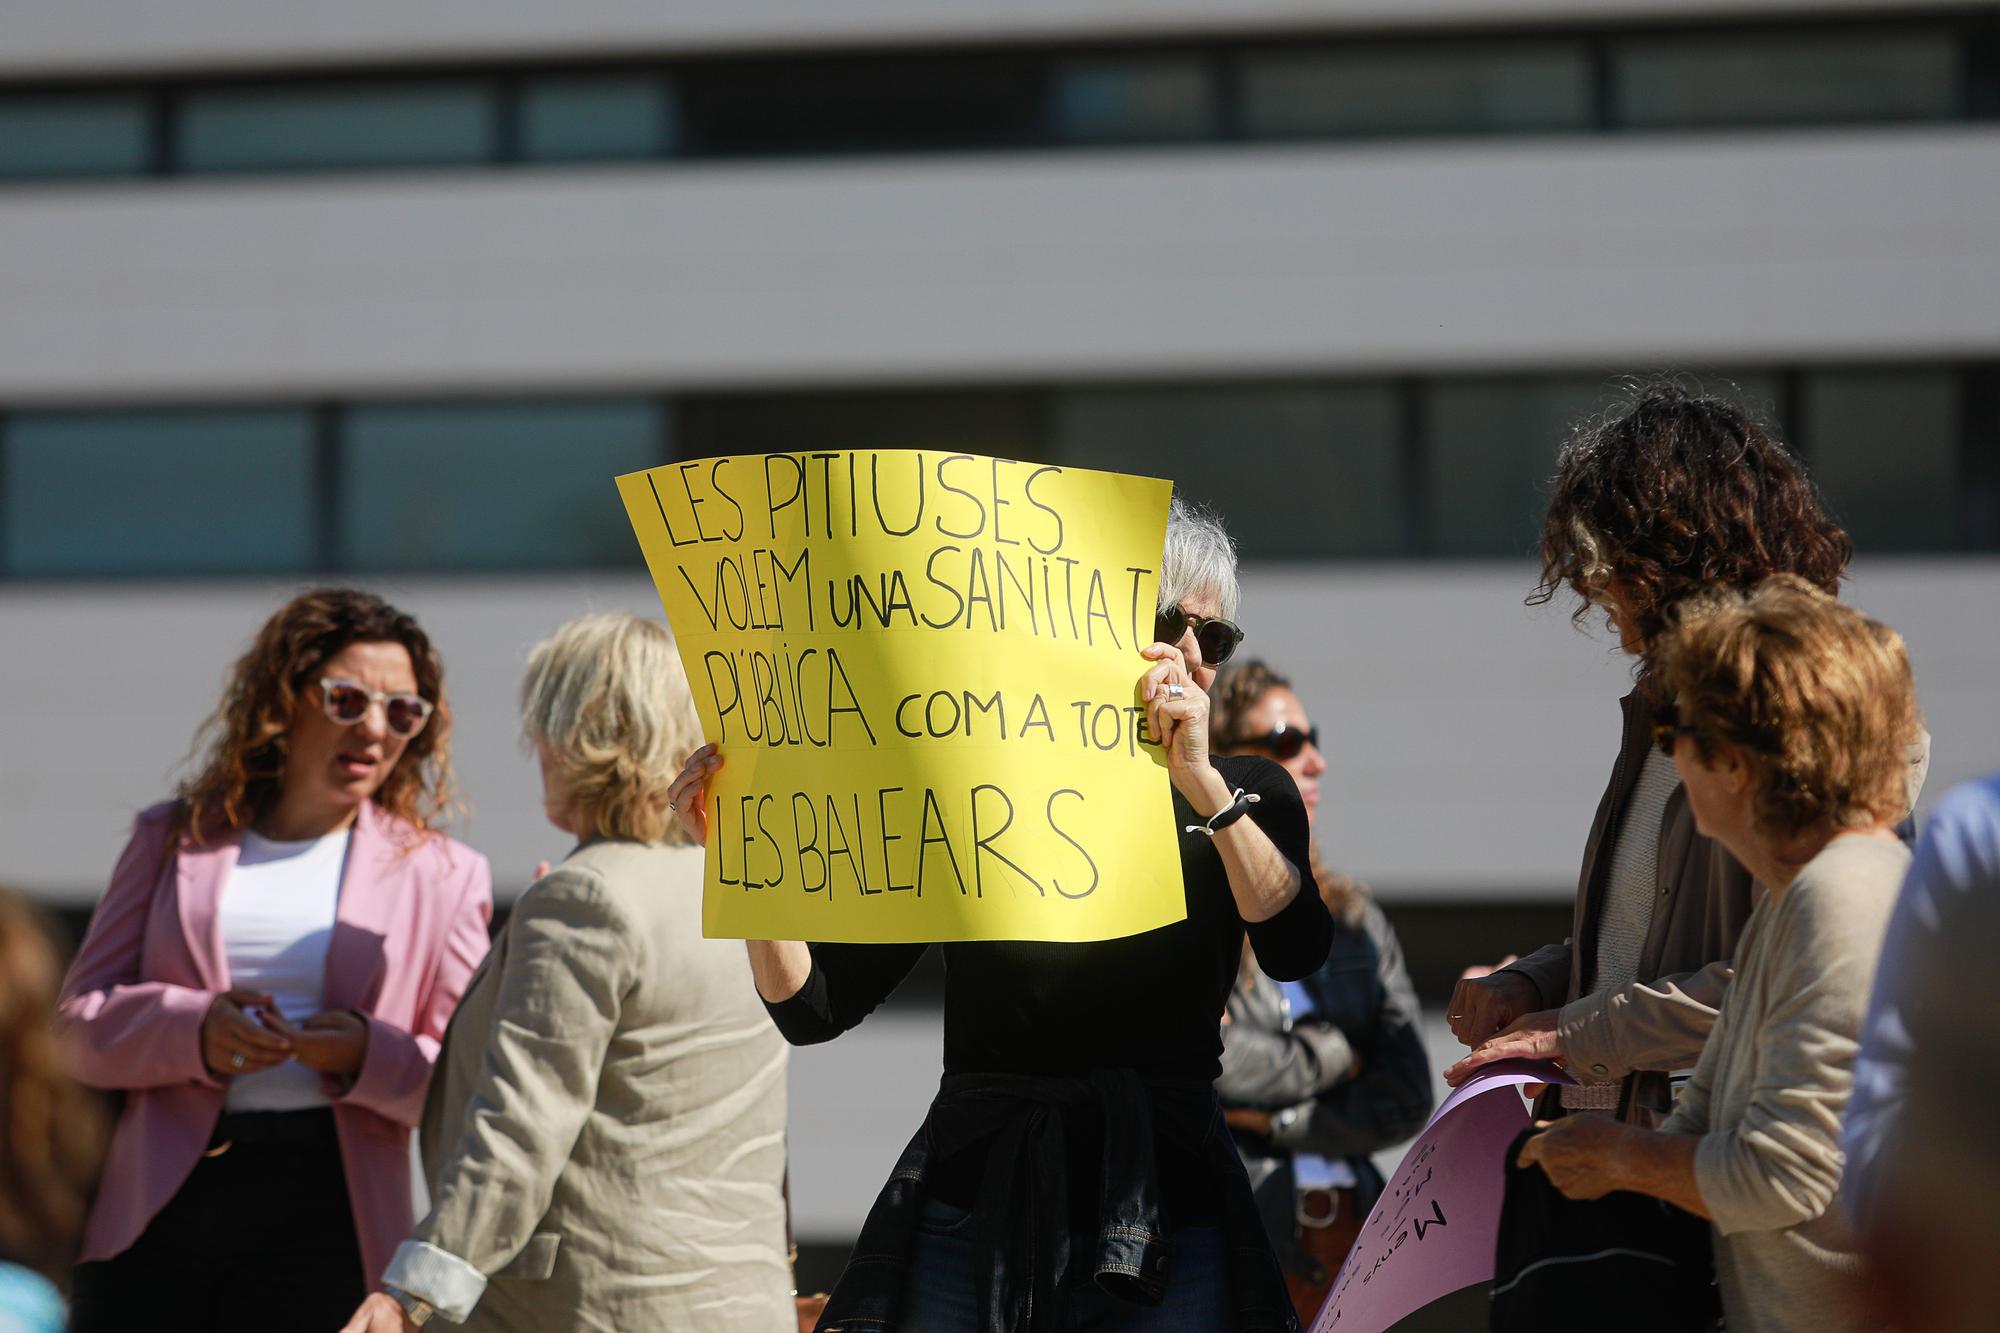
1052, 385, 1404, 559
520, 75, 679, 162
1239, 43, 1592, 139
2, 408, 315, 575
0, 93, 152, 179
337, 400, 662, 570
1804, 369, 1962, 552
1615, 29, 1958, 129
1051, 58, 1219, 145
678, 391, 1043, 461
1425, 378, 1610, 558
179, 82, 497, 172
680, 54, 1045, 157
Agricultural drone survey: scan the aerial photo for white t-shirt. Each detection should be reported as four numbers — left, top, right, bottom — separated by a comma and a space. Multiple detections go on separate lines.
219, 828, 349, 1112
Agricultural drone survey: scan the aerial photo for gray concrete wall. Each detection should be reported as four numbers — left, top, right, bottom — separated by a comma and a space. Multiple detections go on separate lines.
4, 132, 1999, 405
5, 557, 1994, 907
6, 0, 1983, 77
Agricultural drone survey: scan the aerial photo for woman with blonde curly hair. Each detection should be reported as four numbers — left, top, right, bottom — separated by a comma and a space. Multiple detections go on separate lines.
58, 588, 492, 1333
343, 611, 792, 1333
1517, 576, 1921, 1333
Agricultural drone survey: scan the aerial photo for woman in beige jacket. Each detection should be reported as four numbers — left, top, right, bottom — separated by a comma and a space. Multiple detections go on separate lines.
1517, 577, 1918, 1333
343, 613, 792, 1333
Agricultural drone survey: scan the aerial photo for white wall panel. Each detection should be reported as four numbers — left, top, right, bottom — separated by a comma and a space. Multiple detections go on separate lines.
5, 559, 1993, 907
2, 132, 1998, 404
4, 1, 1983, 78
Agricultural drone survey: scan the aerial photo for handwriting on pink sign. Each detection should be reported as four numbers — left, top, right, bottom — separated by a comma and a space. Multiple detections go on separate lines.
1310, 1060, 1571, 1333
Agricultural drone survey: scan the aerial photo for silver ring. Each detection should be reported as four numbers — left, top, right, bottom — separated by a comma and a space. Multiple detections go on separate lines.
1166, 683, 1186, 700
668, 799, 678, 812
229, 1051, 246, 1070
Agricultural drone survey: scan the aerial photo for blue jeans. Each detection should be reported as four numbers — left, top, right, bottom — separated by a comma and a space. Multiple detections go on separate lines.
900, 1200, 1231, 1332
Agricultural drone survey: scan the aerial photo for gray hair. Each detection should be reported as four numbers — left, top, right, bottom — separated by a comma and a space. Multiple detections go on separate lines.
1157, 495, 1241, 619
519, 612, 703, 846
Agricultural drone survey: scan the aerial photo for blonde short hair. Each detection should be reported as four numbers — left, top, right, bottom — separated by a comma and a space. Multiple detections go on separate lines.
1652, 575, 1919, 839
520, 613, 702, 847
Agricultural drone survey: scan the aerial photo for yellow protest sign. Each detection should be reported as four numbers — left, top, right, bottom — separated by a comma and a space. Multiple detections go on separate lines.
617, 450, 1182, 943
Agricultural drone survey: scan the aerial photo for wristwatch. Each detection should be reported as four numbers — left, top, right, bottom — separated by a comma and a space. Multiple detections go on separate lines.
385, 1285, 438, 1327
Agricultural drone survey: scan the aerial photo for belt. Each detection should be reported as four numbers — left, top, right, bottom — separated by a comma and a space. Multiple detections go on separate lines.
204, 1108, 340, 1158
1296, 1186, 1354, 1231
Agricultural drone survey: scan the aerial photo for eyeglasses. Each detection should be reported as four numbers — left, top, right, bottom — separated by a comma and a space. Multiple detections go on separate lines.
1651, 703, 1698, 757
1239, 721, 1320, 761
1153, 606, 1246, 667
318, 677, 434, 739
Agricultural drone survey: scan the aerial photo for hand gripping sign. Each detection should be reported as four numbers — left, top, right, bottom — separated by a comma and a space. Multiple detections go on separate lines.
618, 450, 1182, 943
1310, 1060, 1575, 1333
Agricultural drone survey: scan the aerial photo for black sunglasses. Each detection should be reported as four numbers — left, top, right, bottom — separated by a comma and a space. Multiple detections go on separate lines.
1651, 702, 1698, 757
1239, 721, 1320, 761
1153, 605, 1245, 667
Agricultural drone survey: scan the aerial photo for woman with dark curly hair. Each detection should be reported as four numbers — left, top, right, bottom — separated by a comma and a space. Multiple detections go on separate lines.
1444, 383, 1922, 1127
56, 588, 492, 1333
1519, 577, 1920, 1333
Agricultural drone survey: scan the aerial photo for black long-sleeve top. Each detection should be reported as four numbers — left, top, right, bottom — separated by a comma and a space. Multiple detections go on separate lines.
767, 755, 1332, 1221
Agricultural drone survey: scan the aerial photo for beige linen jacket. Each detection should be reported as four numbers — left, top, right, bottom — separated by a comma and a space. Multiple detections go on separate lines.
414, 839, 792, 1332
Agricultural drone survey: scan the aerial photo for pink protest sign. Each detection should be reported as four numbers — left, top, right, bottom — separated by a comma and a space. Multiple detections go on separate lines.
1309, 1059, 1571, 1333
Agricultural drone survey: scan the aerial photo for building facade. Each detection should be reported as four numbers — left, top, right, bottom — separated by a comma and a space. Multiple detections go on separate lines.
3, 0, 1997, 1243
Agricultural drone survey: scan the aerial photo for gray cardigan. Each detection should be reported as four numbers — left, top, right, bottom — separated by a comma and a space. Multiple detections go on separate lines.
1661, 834, 1909, 1333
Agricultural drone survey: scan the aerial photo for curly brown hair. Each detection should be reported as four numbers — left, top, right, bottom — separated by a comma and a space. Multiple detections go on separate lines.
1652, 576, 1919, 839
1531, 382, 1852, 654
175, 588, 456, 844
1209, 658, 1366, 925
0, 888, 108, 1277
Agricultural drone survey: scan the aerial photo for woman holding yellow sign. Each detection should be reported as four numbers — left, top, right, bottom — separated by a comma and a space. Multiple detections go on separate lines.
670, 497, 1331, 1332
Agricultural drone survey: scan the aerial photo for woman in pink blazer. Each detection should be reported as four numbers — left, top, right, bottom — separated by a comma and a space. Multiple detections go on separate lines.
56, 588, 491, 1333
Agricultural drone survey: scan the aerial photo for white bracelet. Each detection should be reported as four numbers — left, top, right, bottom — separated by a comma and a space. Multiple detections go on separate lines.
1186, 788, 1259, 837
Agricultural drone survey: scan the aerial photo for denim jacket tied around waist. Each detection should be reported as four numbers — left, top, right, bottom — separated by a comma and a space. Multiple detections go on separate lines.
813, 1068, 1301, 1333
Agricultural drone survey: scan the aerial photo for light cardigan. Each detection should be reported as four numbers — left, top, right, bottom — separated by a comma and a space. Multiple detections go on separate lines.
1661, 833, 1909, 1333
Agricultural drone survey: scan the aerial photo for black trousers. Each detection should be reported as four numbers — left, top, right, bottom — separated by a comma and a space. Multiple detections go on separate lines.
71, 1109, 366, 1333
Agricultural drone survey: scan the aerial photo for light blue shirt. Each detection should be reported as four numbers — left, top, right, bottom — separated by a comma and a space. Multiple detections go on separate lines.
1278, 979, 1353, 1192
1843, 771, 2000, 1221
0, 1263, 63, 1333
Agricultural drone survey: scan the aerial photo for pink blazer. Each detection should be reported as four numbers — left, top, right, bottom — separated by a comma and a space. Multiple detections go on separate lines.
57, 799, 492, 1288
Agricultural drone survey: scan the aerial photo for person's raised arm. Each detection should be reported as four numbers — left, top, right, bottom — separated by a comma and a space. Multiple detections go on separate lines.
666, 743, 926, 1044
1141, 644, 1329, 979
1141, 643, 1304, 920
669, 745, 814, 1003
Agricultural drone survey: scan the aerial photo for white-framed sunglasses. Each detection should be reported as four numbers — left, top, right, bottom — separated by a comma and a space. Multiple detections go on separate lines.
317, 676, 434, 739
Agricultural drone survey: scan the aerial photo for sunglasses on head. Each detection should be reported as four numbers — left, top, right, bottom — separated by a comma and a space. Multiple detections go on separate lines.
1651, 702, 1698, 757
318, 677, 434, 739
1240, 721, 1320, 761
1153, 605, 1245, 667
